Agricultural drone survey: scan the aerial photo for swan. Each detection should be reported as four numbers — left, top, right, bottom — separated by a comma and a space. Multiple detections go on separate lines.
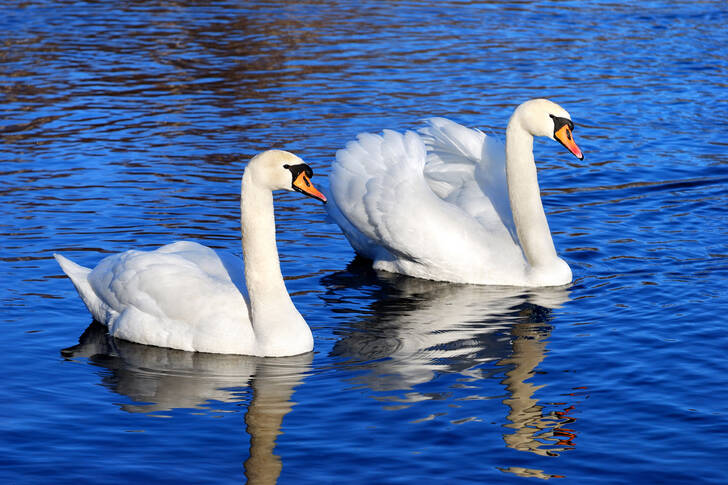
327, 98, 584, 287
55, 150, 327, 357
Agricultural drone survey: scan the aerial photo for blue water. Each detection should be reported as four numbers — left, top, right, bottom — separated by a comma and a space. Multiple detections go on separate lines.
2, 1, 727, 483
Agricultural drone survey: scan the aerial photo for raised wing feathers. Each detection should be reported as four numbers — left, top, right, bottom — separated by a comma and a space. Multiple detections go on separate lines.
331, 124, 518, 280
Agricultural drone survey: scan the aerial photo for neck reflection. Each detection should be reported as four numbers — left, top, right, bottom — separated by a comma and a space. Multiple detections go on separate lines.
499, 320, 577, 457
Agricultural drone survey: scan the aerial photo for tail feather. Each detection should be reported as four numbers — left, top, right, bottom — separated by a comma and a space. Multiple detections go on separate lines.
54, 253, 107, 323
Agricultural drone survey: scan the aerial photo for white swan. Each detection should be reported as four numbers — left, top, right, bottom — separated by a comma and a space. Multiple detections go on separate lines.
55, 150, 327, 357
327, 98, 584, 287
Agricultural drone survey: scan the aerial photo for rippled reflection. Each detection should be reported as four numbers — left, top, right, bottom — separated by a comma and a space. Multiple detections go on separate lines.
322, 259, 580, 458
498, 321, 578, 457
62, 323, 311, 485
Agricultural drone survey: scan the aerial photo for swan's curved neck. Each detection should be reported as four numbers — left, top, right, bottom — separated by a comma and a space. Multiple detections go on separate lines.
505, 119, 558, 269
240, 171, 305, 349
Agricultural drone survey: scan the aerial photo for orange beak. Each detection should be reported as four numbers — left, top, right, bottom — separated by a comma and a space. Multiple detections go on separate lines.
554, 125, 584, 160
293, 171, 327, 203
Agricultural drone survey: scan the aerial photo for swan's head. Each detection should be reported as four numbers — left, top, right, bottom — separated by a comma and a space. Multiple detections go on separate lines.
513, 99, 584, 160
247, 150, 327, 203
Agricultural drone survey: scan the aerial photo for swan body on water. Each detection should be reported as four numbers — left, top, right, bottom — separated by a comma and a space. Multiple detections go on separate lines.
55, 150, 327, 357
327, 99, 583, 287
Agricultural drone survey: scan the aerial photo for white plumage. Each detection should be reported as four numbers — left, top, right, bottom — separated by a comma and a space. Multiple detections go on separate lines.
56, 150, 327, 356
327, 99, 584, 287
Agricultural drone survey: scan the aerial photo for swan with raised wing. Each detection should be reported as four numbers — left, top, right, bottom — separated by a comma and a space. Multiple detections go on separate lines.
55, 150, 327, 357
327, 98, 583, 287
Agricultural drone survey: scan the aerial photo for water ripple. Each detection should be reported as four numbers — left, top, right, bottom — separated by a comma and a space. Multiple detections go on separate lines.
2, 1, 728, 483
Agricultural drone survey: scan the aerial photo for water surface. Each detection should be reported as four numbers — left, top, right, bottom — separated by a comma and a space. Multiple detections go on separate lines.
2, 1, 727, 483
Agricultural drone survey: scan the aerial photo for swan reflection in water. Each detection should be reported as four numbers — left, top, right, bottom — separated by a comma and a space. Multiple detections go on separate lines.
62, 325, 311, 485
62, 257, 582, 482
322, 258, 582, 464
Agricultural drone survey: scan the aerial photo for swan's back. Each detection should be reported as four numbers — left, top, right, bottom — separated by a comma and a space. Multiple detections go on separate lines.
56, 241, 255, 354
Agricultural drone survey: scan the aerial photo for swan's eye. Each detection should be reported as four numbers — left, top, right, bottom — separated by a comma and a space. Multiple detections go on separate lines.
283, 164, 290, 169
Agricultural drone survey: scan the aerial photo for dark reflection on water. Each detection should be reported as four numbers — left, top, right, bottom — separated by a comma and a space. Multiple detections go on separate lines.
322, 259, 582, 459
62, 322, 312, 485
61, 259, 582, 481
